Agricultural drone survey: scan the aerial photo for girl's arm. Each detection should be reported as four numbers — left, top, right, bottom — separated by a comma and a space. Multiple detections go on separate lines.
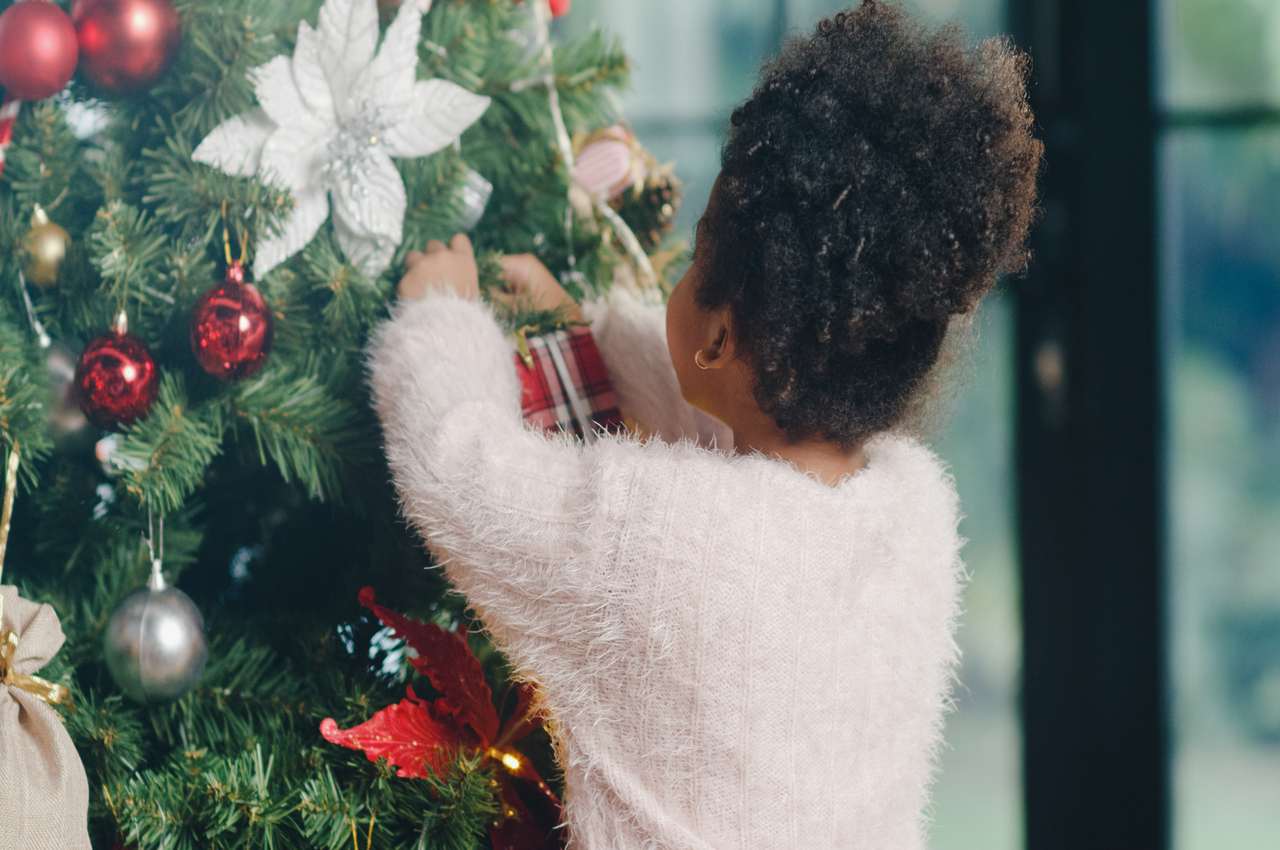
497, 253, 731, 449
368, 289, 600, 653
582, 287, 733, 449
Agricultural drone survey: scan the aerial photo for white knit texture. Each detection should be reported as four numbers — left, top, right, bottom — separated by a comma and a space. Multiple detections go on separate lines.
368, 288, 967, 850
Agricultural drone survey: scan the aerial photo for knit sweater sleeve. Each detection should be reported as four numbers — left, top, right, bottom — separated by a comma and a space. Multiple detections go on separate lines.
367, 291, 601, 647
582, 287, 732, 449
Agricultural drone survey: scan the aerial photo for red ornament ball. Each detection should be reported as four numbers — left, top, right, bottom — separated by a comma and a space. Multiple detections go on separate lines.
73, 0, 181, 95
190, 269, 273, 381
549, 0, 571, 17
0, 1, 79, 101
75, 330, 159, 429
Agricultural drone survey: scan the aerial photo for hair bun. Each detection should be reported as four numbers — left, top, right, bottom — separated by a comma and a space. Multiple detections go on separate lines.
695, 0, 1042, 446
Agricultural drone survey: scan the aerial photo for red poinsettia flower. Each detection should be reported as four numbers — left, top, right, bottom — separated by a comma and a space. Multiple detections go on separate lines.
320, 587, 564, 850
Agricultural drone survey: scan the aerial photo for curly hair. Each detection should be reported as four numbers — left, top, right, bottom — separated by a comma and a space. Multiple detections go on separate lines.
696, 0, 1042, 448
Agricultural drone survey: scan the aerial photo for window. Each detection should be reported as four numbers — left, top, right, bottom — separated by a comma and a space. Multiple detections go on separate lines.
1160, 2, 1280, 846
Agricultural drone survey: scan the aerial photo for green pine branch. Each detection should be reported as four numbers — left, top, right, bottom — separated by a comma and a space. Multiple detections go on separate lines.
116, 374, 224, 514
229, 365, 365, 502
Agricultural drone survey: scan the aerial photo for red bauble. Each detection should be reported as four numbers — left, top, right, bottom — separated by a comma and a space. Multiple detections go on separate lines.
190, 265, 273, 380
75, 330, 159, 429
548, 0, 571, 17
73, 0, 181, 95
0, 2, 79, 100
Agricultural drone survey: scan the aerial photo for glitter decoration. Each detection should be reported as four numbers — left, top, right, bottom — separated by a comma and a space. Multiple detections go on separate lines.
74, 320, 159, 429
192, 0, 489, 278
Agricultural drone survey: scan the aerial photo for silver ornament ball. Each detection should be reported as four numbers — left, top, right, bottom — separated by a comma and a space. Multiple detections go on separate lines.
456, 168, 493, 232
104, 570, 208, 704
46, 343, 90, 441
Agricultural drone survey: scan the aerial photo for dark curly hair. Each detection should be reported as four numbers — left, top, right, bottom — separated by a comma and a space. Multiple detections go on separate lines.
696, 0, 1042, 448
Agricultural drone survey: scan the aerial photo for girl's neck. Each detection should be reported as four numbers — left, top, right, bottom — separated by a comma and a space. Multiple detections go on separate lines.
732, 423, 869, 487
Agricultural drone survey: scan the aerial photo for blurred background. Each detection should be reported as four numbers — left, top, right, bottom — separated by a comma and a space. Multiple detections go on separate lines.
562, 1, 1279, 848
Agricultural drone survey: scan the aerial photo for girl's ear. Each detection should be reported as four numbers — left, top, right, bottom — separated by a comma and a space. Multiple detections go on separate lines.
700, 306, 736, 370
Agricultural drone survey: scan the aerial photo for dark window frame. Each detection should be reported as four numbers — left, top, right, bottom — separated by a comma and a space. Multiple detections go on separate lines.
1008, 1, 1191, 848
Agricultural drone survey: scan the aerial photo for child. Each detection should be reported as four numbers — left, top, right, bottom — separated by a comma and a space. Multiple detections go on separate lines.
369, 2, 1041, 847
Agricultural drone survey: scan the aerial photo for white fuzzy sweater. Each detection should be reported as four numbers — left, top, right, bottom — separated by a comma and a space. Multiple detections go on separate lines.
369, 288, 966, 850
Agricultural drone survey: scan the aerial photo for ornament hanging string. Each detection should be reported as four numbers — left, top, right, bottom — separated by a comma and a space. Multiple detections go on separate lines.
512, 4, 655, 289
347, 812, 375, 850
594, 200, 655, 285
0, 441, 72, 709
144, 507, 166, 590
17, 269, 52, 349
0, 96, 20, 179
220, 200, 249, 269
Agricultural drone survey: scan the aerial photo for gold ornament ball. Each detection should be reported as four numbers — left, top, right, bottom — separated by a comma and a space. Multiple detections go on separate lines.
23, 205, 71, 288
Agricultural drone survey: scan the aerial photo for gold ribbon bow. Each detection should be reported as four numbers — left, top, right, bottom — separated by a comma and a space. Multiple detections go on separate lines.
0, 627, 72, 709
0, 441, 72, 710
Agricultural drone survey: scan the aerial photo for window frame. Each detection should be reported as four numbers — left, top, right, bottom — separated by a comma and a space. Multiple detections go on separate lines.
1008, 1, 1173, 848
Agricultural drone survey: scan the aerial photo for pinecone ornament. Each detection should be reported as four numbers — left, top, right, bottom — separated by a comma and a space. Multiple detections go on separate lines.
614, 163, 683, 253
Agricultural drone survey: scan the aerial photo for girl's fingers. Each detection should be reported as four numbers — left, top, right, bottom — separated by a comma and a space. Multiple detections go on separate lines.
425, 240, 447, 254
450, 232, 473, 256
404, 250, 426, 268
488, 289, 515, 310
497, 254, 533, 291
398, 270, 429, 300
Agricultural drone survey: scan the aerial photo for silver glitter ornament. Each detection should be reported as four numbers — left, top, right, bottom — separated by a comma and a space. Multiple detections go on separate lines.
103, 564, 207, 704
46, 343, 90, 440
456, 168, 493, 231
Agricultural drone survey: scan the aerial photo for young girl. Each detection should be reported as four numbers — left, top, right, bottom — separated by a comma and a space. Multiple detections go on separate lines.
370, 2, 1040, 847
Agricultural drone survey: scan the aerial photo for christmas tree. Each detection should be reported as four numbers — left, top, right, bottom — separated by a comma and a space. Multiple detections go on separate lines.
0, 0, 677, 846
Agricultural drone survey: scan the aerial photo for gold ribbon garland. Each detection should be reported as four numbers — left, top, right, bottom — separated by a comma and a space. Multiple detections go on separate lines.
0, 441, 73, 709
0, 440, 18, 589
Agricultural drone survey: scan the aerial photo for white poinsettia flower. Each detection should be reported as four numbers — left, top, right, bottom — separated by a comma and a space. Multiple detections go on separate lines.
193, 0, 490, 278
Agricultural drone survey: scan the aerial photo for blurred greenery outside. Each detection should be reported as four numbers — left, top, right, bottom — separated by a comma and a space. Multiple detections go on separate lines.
561, 1, 1279, 848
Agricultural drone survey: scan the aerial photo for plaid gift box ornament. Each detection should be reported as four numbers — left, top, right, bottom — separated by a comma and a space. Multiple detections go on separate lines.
514, 323, 626, 442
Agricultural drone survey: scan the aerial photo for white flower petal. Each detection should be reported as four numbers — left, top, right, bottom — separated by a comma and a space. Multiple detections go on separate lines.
330, 151, 405, 277
291, 23, 336, 125
382, 80, 491, 159
333, 205, 399, 278
192, 109, 276, 177
250, 56, 312, 129
254, 188, 331, 278
260, 122, 332, 194
317, 0, 380, 112
356, 0, 425, 115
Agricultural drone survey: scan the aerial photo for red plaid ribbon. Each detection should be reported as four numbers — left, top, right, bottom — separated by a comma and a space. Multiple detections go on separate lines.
515, 326, 625, 441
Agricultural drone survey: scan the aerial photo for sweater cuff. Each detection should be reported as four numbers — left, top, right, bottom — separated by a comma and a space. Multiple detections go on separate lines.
368, 291, 524, 436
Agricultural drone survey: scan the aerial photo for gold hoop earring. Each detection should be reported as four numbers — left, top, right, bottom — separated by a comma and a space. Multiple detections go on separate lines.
694, 349, 712, 370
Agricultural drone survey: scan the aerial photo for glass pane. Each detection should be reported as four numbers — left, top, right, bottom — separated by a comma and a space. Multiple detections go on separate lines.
788, 0, 1005, 39
1163, 129, 1280, 849
634, 129, 721, 238
931, 295, 1023, 850
1159, 0, 1280, 109
561, 0, 778, 122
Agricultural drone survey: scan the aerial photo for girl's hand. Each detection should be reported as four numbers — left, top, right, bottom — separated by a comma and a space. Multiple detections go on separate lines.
398, 234, 480, 301
496, 254, 583, 323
